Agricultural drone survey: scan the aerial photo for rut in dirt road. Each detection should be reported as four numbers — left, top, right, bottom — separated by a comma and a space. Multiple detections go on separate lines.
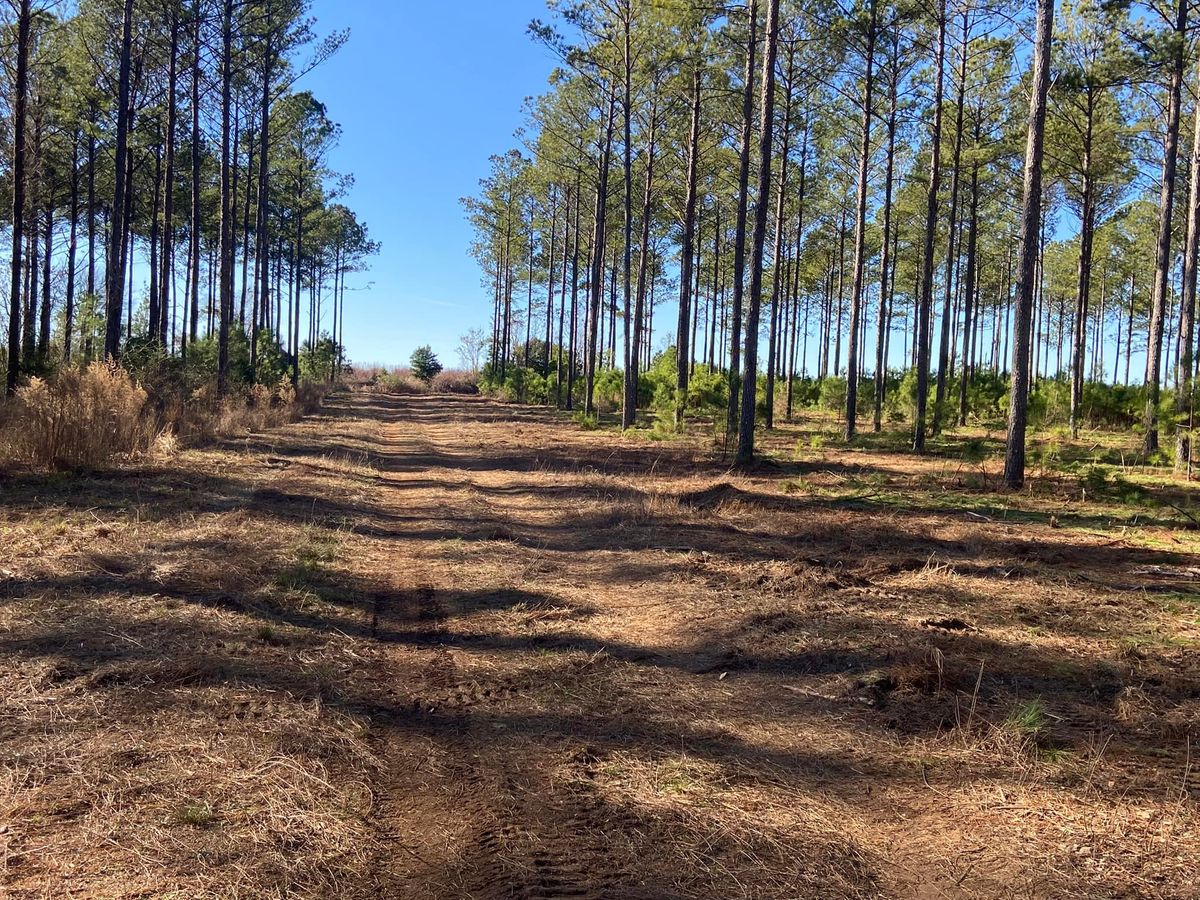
333, 393, 885, 899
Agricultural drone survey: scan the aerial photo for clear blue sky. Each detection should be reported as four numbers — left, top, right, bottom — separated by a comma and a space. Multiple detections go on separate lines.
300, 0, 553, 368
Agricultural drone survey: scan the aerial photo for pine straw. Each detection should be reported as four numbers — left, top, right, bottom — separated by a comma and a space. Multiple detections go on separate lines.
2, 393, 1199, 898
0, 445, 381, 898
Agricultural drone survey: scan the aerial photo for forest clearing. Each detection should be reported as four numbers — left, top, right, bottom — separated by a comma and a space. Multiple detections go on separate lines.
6, 0, 1200, 894
2, 390, 1197, 898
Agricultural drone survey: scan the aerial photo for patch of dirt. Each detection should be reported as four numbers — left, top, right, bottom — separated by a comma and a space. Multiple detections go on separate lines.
1, 392, 1197, 898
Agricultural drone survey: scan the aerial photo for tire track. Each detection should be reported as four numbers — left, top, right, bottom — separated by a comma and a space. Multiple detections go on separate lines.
347, 395, 674, 898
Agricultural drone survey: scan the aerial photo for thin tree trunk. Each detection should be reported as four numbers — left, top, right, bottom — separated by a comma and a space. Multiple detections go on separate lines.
736, 0, 781, 464
874, 33, 899, 432
1003, 0, 1053, 489
958, 154, 980, 427
585, 92, 616, 416
845, 0, 877, 440
1144, 0, 1188, 453
545, 188, 558, 383
676, 64, 703, 428
767, 42, 797, 431
1176, 54, 1200, 471
160, 11, 179, 347
914, 0, 947, 452
39, 203, 51, 359
188, 2, 203, 354
64, 130, 80, 362
933, 8, 968, 435
726, 0, 759, 443
626, 96, 658, 428
104, 0, 136, 360
217, 0, 235, 394
5, 0, 30, 394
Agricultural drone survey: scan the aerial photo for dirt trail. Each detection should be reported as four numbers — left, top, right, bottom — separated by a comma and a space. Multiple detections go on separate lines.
307, 394, 1197, 898
2, 391, 1197, 899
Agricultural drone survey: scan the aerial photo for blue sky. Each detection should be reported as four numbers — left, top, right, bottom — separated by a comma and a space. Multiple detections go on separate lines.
299, 0, 553, 368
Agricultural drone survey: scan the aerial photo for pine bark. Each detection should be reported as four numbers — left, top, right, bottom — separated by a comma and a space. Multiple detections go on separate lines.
1003, 0, 1053, 489
725, 0, 759, 443
5, 0, 31, 393
736, 0, 781, 464
845, 0, 877, 440
914, 0, 947, 452
104, 0, 136, 360
1144, 0, 1188, 454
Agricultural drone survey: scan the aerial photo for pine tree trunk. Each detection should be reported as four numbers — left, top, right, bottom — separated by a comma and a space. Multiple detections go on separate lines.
585, 93, 615, 416
845, 0, 877, 440
1003, 0, 1053, 489
933, 9, 968, 436
958, 157, 980, 427
736, 0, 781, 464
64, 130, 80, 362
914, 0, 947, 452
104, 0, 136, 360
874, 35, 899, 433
1144, 0, 1188, 454
1175, 53, 1200, 473
188, 2, 203, 353
160, 13, 179, 347
767, 42, 797, 431
627, 99, 658, 427
5, 0, 30, 393
676, 65, 703, 428
726, 0, 759, 443
217, 0, 235, 395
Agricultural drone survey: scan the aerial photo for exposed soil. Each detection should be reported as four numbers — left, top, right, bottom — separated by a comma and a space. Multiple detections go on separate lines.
1, 392, 1198, 898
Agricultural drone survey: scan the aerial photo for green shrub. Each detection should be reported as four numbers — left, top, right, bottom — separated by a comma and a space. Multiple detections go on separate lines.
819, 376, 847, 413
409, 345, 443, 383
480, 363, 548, 404
687, 366, 727, 414
790, 376, 822, 409
593, 368, 624, 411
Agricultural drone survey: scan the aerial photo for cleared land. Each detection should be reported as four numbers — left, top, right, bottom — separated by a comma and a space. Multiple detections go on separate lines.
1, 392, 1198, 899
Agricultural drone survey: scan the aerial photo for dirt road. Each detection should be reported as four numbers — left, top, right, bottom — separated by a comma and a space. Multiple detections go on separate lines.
2, 393, 1197, 898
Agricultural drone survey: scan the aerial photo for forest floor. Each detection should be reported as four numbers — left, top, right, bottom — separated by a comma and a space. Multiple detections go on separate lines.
2, 391, 1198, 899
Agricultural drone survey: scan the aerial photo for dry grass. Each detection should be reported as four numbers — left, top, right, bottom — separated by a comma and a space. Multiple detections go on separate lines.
367, 367, 429, 395
430, 368, 480, 394
0, 362, 157, 469
0, 365, 329, 472
1, 391, 1197, 898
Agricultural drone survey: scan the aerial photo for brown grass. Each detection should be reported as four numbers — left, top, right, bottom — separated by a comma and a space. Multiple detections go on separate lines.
1, 391, 1197, 898
0, 362, 157, 469
0, 364, 329, 472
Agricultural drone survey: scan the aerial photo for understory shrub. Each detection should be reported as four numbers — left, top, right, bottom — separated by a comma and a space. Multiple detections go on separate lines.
464, 347, 1174, 443
686, 366, 727, 415
592, 368, 624, 411
1020, 378, 1157, 432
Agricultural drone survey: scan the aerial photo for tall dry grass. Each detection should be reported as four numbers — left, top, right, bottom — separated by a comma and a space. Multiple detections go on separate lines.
369, 368, 429, 395
431, 369, 480, 394
0, 362, 157, 469
0, 363, 328, 472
